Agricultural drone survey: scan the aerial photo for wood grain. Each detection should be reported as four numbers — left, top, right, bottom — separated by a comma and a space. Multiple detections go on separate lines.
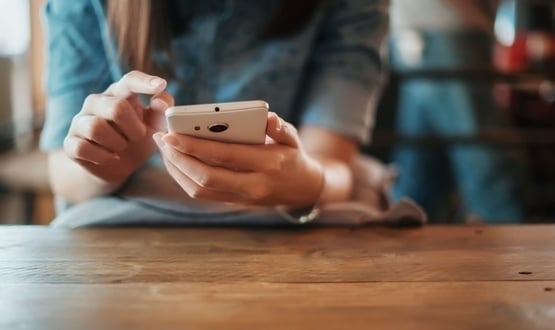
1, 226, 554, 284
1, 225, 554, 329
1, 282, 554, 330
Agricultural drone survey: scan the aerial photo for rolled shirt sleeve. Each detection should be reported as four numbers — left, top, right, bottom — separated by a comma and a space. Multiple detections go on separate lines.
300, 0, 389, 144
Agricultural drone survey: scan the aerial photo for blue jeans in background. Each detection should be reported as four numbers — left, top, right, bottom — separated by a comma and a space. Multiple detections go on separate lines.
389, 30, 525, 223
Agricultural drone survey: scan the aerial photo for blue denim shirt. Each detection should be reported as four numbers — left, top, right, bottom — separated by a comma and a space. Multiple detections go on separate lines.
40, 0, 389, 151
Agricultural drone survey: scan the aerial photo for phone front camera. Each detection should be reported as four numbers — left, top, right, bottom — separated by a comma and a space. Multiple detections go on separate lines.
208, 122, 228, 133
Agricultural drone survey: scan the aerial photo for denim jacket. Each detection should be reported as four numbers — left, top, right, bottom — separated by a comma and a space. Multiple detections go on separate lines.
40, 0, 389, 151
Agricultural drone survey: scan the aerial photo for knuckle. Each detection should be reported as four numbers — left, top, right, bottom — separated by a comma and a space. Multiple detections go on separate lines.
247, 184, 271, 203
70, 139, 89, 159
122, 70, 139, 81
109, 99, 130, 122
82, 93, 101, 110
106, 82, 118, 93
87, 117, 107, 138
69, 115, 81, 131
263, 153, 285, 174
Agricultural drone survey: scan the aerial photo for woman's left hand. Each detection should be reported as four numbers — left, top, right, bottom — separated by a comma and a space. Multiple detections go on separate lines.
153, 112, 324, 208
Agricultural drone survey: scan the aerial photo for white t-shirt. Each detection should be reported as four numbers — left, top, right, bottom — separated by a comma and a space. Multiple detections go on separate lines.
391, 0, 498, 32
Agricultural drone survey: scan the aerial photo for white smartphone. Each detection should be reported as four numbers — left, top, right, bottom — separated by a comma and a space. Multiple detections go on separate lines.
165, 100, 269, 144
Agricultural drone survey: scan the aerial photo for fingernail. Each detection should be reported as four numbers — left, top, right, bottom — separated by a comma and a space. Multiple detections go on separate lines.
149, 77, 165, 88
278, 119, 285, 132
152, 133, 165, 146
272, 113, 282, 131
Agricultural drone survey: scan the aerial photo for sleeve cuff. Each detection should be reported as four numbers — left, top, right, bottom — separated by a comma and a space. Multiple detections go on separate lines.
300, 77, 380, 144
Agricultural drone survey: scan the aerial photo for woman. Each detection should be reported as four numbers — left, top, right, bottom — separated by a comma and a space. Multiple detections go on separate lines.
41, 0, 390, 227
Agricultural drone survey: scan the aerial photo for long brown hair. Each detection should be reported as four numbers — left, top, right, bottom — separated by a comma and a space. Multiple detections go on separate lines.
107, 0, 322, 75
107, 0, 171, 75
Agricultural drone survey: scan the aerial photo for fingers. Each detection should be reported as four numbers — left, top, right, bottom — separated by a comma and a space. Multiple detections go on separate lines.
64, 135, 119, 165
80, 94, 146, 142
75, 71, 174, 154
155, 113, 301, 173
160, 133, 284, 173
68, 93, 148, 164
63, 70, 171, 178
151, 92, 175, 111
105, 70, 167, 97
71, 115, 128, 153
145, 92, 175, 132
154, 133, 271, 203
161, 155, 247, 204
266, 112, 300, 148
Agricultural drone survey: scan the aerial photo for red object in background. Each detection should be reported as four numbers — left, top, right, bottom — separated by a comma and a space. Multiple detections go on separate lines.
493, 0, 555, 201
494, 31, 555, 124
494, 33, 555, 73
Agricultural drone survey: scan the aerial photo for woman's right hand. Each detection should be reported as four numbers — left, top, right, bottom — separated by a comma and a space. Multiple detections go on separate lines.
63, 70, 174, 185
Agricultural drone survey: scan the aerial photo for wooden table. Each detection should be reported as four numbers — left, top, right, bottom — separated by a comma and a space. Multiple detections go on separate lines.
1, 225, 554, 330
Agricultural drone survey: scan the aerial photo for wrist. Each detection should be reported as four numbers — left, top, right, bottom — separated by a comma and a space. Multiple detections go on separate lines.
276, 162, 325, 224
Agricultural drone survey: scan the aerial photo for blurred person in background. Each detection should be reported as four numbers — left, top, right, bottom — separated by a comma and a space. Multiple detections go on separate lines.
389, 0, 526, 223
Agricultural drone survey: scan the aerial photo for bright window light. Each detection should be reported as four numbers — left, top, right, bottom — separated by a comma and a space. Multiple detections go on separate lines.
494, 0, 517, 47
0, 0, 30, 56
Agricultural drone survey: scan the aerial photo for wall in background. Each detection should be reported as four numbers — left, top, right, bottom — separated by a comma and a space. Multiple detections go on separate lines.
31, 0, 45, 123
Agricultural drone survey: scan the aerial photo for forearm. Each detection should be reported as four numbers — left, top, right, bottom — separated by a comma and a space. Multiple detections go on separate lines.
317, 156, 354, 204
47, 150, 125, 203
299, 125, 358, 205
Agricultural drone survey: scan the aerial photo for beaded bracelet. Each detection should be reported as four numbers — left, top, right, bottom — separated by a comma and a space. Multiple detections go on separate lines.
275, 166, 325, 224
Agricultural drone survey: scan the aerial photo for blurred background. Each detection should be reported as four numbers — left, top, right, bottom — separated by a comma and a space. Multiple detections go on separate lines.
0, 0, 554, 225
0, 0, 50, 225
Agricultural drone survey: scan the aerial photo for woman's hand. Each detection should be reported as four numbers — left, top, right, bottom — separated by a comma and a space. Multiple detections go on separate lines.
153, 112, 324, 208
63, 70, 174, 185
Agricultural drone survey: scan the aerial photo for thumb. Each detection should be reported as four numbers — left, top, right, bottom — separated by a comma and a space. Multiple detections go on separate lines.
266, 112, 300, 148
145, 92, 175, 132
